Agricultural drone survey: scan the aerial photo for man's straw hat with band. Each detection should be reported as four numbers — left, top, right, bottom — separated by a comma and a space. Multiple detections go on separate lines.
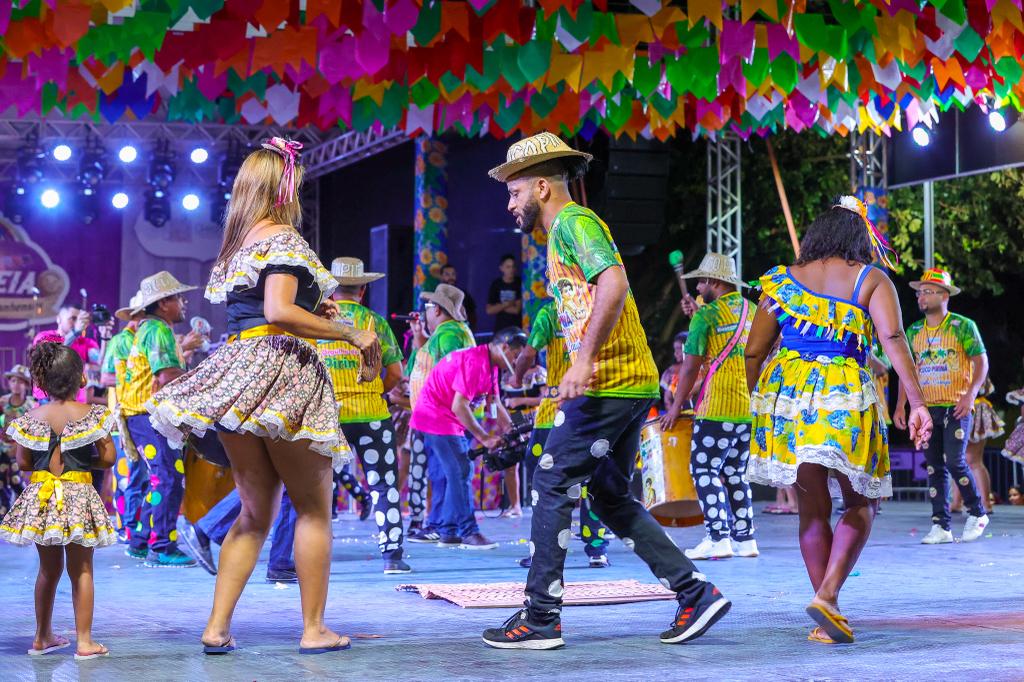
332, 257, 385, 286
679, 253, 747, 288
421, 284, 466, 322
910, 267, 961, 297
488, 132, 593, 182
134, 271, 198, 312
4, 364, 31, 383
115, 291, 144, 322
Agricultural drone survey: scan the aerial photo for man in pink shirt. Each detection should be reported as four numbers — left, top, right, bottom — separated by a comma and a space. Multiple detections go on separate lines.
31, 307, 104, 403
410, 327, 527, 549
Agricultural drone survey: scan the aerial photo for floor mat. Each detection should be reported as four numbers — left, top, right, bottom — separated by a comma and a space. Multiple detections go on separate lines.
396, 580, 675, 608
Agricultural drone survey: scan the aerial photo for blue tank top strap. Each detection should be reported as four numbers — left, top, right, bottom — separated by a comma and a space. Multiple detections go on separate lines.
851, 264, 872, 305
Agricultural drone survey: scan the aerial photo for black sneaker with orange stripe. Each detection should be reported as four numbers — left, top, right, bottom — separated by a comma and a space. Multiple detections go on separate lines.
660, 584, 731, 644
482, 609, 565, 650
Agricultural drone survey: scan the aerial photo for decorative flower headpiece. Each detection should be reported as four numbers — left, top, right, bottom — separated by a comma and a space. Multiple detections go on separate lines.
261, 137, 303, 207
833, 195, 898, 270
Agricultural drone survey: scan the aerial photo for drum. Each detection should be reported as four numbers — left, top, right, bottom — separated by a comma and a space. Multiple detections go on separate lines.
188, 429, 231, 468
183, 449, 235, 523
639, 417, 703, 528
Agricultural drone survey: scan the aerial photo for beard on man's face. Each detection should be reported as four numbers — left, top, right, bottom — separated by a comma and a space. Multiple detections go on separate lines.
518, 197, 542, 230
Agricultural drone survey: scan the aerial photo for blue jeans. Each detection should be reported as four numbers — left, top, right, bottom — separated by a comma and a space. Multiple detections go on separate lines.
197, 488, 296, 571
423, 434, 478, 538
425, 445, 447, 531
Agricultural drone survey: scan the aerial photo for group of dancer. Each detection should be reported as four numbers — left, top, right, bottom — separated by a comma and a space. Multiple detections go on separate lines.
0, 130, 1006, 658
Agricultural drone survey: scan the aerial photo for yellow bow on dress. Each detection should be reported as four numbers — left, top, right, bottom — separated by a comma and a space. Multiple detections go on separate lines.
30, 470, 93, 512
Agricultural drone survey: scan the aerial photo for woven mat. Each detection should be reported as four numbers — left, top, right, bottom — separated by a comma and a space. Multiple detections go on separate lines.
396, 580, 675, 609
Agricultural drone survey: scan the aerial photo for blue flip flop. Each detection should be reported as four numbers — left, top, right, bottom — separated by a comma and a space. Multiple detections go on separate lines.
202, 637, 237, 655
299, 638, 351, 655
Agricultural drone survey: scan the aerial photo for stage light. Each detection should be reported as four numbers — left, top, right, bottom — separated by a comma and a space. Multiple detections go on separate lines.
209, 185, 229, 223
154, 189, 165, 199
988, 110, 1007, 132
219, 140, 246, 187
144, 189, 171, 227
148, 140, 176, 190
190, 147, 209, 164
182, 193, 200, 211
118, 145, 138, 163
40, 188, 61, 209
17, 136, 46, 184
79, 145, 106, 188
111, 192, 130, 209
78, 189, 99, 225
83, 187, 94, 196
912, 126, 931, 147
5, 185, 28, 224
53, 144, 73, 162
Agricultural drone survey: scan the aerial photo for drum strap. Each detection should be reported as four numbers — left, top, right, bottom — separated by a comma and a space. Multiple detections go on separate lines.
695, 298, 750, 411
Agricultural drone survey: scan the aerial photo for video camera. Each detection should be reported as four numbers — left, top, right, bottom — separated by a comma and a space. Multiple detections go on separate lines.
90, 303, 112, 326
468, 411, 534, 473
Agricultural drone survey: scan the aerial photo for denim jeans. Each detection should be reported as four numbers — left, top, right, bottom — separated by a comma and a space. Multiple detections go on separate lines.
422, 433, 478, 538
197, 488, 296, 571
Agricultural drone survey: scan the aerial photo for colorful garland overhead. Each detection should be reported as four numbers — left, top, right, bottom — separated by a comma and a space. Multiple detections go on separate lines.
2, 0, 1023, 140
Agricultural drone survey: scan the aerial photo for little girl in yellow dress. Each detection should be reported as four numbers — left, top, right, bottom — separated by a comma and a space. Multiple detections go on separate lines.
0, 343, 117, 659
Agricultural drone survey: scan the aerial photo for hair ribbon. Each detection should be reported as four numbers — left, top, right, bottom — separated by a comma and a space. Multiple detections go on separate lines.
261, 137, 304, 207
833, 195, 899, 270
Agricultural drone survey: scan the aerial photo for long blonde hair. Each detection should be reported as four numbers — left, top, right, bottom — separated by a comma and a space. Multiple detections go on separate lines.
216, 148, 304, 266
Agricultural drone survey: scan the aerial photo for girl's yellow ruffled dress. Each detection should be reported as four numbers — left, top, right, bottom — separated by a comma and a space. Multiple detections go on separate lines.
748, 266, 891, 499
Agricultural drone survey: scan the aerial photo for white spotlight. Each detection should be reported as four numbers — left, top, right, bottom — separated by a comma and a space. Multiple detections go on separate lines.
912, 126, 931, 147
988, 110, 1007, 132
112, 192, 130, 209
190, 147, 209, 164
40, 188, 61, 209
182, 193, 200, 211
118, 145, 138, 163
52, 145, 72, 162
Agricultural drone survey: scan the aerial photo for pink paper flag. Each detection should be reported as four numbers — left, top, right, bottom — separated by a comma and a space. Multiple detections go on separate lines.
355, 29, 390, 76
719, 19, 755, 65
717, 56, 746, 93
28, 48, 71, 90
766, 23, 799, 62
385, 0, 419, 35
196, 64, 228, 100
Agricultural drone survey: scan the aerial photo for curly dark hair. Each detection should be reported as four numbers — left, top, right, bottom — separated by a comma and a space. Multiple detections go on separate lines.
29, 342, 83, 401
794, 203, 875, 266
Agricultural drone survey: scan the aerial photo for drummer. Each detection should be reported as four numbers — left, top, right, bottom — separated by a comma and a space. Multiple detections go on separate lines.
513, 298, 611, 568
662, 253, 758, 561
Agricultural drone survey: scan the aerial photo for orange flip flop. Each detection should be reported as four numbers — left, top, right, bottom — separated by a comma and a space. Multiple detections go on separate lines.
805, 600, 854, 643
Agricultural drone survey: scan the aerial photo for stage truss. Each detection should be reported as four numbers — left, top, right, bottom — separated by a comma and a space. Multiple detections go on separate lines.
706, 132, 743, 277
849, 130, 887, 190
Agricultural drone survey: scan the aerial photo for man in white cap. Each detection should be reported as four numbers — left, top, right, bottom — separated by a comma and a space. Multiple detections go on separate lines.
317, 257, 410, 574
101, 291, 149, 541
896, 268, 990, 544
481, 133, 730, 650
661, 253, 757, 561
122, 271, 202, 568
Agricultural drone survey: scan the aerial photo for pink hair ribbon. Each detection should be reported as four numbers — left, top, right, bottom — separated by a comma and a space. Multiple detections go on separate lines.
834, 195, 899, 270
261, 137, 304, 207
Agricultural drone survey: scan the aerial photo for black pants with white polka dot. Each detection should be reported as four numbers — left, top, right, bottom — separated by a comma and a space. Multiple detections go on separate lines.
340, 419, 404, 560
406, 430, 428, 525
689, 419, 755, 541
924, 406, 983, 530
525, 397, 708, 624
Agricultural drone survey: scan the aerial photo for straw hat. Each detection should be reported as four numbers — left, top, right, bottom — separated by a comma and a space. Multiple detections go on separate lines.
331, 257, 385, 286
135, 271, 198, 311
679, 253, 747, 288
4, 365, 30, 383
488, 132, 593, 182
420, 284, 466, 322
115, 291, 144, 321
910, 267, 961, 296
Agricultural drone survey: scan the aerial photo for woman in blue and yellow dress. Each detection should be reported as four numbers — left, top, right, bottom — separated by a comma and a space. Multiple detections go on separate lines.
744, 196, 932, 645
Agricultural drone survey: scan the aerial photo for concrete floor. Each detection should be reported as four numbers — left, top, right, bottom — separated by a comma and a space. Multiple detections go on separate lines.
1, 501, 1022, 681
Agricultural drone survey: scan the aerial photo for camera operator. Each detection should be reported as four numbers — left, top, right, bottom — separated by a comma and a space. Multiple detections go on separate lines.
409, 327, 527, 550
32, 306, 108, 404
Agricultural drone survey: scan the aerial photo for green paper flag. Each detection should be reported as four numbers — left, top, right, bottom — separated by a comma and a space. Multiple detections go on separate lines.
518, 41, 552, 84
605, 96, 632, 133
499, 44, 528, 91
995, 57, 1023, 87
771, 54, 799, 93
530, 87, 559, 118
440, 72, 461, 95
633, 56, 661, 99
650, 92, 676, 118
938, 0, 966, 25
743, 48, 770, 87
494, 94, 525, 132
665, 54, 694, 95
411, 77, 440, 107
793, 14, 827, 53
466, 47, 501, 91
954, 27, 984, 62
411, 0, 441, 46
558, 4, 593, 42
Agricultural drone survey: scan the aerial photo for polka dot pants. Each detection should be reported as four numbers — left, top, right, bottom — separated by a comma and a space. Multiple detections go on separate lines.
406, 430, 428, 524
690, 419, 754, 542
924, 406, 983, 530
334, 468, 367, 508
525, 397, 705, 624
340, 419, 405, 560
125, 415, 185, 555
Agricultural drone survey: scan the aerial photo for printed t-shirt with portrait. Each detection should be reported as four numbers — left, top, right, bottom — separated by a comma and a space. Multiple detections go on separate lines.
318, 300, 403, 424
684, 291, 752, 423
102, 327, 137, 404
546, 202, 659, 399
906, 312, 986, 407
121, 318, 185, 416
406, 319, 475, 409
410, 345, 496, 437
527, 301, 568, 429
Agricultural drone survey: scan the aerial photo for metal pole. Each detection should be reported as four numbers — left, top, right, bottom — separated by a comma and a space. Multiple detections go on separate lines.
923, 181, 934, 269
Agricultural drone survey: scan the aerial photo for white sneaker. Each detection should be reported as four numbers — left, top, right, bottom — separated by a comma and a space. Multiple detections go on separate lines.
921, 524, 954, 545
962, 514, 989, 542
684, 536, 733, 560
731, 539, 759, 557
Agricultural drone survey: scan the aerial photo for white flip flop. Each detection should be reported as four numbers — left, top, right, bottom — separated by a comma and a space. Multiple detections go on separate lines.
74, 647, 110, 661
27, 638, 71, 656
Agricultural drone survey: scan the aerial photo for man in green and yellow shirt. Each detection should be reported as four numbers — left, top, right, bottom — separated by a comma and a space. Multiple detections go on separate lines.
514, 299, 610, 568
403, 283, 475, 542
661, 253, 756, 561
482, 133, 729, 650
318, 257, 409, 574
897, 268, 989, 544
